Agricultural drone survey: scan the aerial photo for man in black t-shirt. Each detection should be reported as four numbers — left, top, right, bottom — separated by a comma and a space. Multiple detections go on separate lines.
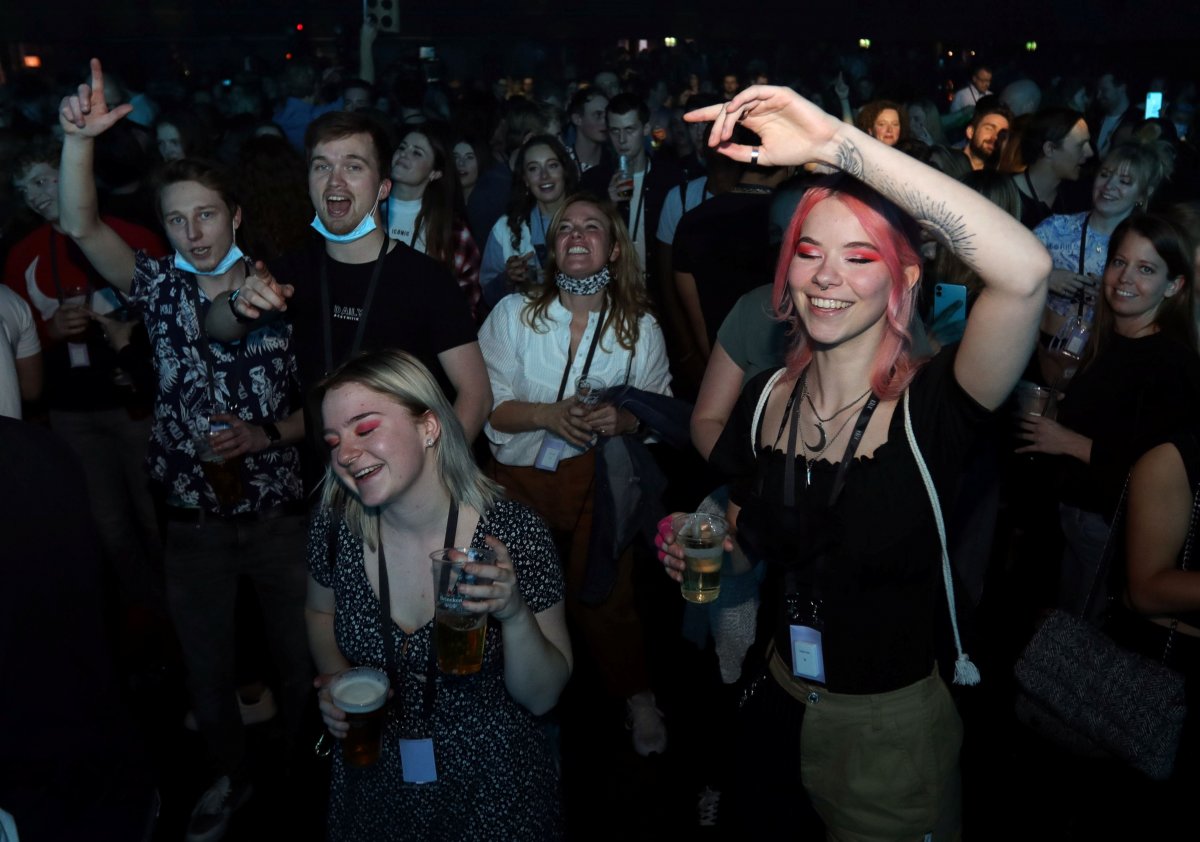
673, 127, 790, 363
209, 111, 490, 441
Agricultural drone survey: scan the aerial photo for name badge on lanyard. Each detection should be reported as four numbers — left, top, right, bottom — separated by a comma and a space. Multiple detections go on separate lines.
789, 624, 826, 683
399, 737, 438, 784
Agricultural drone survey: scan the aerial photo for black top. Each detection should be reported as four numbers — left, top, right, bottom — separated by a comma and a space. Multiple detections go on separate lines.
673, 191, 777, 348
1056, 332, 1200, 519
1016, 184, 1059, 230
275, 240, 478, 397
710, 348, 990, 693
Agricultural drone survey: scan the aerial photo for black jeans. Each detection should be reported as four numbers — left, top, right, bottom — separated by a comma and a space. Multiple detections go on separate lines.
164, 512, 312, 777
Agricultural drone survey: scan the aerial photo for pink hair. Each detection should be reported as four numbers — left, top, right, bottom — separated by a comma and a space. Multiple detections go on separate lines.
771, 177, 928, 401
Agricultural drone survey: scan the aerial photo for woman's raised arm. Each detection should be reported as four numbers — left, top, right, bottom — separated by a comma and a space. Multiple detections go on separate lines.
57, 58, 138, 292
688, 86, 1050, 409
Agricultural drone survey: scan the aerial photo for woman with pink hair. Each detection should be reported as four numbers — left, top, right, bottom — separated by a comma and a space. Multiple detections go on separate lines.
660, 87, 1050, 839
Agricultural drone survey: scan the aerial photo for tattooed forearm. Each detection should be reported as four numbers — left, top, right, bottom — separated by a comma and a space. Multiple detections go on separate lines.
859, 169, 978, 262
832, 139, 864, 178
900, 187, 976, 259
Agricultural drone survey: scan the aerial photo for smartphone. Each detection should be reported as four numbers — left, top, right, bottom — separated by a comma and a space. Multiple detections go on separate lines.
419, 46, 436, 61
933, 283, 968, 332
1145, 91, 1163, 120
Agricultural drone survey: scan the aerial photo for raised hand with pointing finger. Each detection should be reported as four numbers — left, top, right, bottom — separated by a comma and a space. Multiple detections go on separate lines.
230, 260, 294, 320
59, 58, 132, 138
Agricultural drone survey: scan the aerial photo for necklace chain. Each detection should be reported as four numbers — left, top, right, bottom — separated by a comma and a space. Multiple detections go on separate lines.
799, 378, 870, 455
804, 385, 872, 424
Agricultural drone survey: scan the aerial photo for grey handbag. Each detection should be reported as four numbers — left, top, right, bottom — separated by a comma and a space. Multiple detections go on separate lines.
1013, 476, 1192, 781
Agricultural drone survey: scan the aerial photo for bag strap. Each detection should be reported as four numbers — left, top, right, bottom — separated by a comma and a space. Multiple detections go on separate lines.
902, 387, 980, 686
750, 368, 788, 453
1083, 475, 1131, 620
1161, 464, 1200, 663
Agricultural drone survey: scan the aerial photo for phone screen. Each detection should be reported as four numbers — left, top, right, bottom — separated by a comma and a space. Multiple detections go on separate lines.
1145, 91, 1163, 120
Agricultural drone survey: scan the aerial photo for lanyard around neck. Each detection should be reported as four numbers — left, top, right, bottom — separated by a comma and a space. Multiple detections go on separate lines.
776, 371, 880, 508
556, 303, 608, 401
321, 236, 390, 375
1077, 212, 1092, 277
376, 500, 459, 724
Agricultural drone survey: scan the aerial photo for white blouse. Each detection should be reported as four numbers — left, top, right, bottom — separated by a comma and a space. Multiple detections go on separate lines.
478, 292, 672, 466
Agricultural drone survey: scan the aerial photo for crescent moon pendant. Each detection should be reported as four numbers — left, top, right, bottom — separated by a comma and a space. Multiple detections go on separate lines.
804, 421, 827, 452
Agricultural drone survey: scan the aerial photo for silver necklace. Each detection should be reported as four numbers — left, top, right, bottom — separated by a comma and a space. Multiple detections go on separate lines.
802, 383, 872, 453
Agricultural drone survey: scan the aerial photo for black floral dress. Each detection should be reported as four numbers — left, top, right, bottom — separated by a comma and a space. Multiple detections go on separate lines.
308, 499, 564, 841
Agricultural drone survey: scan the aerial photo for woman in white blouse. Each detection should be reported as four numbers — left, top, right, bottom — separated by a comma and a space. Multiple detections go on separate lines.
478, 192, 672, 756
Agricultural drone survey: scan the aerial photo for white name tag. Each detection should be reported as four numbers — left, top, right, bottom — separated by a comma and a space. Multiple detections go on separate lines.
399, 737, 437, 784
534, 434, 567, 472
67, 342, 91, 368
789, 624, 826, 684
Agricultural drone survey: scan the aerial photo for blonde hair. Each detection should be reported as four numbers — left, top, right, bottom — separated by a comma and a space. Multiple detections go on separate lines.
315, 350, 501, 548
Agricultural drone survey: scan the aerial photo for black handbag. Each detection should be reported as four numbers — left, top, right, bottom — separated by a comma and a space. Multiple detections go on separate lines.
1014, 476, 1194, 781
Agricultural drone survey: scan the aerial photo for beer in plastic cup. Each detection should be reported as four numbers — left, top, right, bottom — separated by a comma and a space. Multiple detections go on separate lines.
673, 513, 728, 604
331, 667, 390, 767
575, 375, 606, 408
430, 547, 494, 675
1014, 381, 1051, 417
193, 411, 245, 507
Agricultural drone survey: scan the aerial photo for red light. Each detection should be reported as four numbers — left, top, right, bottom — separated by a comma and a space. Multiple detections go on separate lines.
285, 52, 293, 60
295, 23, 304, 31
22, 55, 42, 68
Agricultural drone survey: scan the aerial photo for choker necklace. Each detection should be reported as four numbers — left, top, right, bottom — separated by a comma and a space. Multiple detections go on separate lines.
802, 384, 872, 453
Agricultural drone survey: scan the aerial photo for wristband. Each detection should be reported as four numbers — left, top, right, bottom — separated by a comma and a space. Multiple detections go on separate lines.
228, 288, 256, 324
262, 421, 282, 444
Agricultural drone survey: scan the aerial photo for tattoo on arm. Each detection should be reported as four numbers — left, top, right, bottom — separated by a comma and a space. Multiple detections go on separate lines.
897, 186, 977, 261
832, 140, 864, 178
833, 141, 978, 264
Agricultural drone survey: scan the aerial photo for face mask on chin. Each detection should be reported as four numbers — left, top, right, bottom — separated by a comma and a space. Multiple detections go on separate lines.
311, 197, 381, 243
174, 224, 246, 276
555, 266, 611, 296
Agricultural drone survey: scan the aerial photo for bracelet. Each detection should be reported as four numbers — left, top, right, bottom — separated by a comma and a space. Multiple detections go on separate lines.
227, 288, 256, 324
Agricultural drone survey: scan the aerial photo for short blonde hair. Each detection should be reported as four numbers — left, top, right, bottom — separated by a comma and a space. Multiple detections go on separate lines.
315, 350, 501, 548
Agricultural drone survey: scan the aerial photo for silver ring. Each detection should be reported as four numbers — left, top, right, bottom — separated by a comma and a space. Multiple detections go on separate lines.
750, 147, 760, 165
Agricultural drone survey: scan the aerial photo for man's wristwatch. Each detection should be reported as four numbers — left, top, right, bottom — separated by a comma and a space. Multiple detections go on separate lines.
262, 421, 282, 445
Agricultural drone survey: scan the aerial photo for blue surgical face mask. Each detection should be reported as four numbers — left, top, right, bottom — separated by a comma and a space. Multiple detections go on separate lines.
174, 225, 246, 276
310, 197, 381, 243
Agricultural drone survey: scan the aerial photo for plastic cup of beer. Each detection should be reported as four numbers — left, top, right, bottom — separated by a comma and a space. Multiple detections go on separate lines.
1014, 381, 1051, 417
575, 375, 606, 409
61, 282, 88, 311
430, 547, 495, 675
673, 513, 728, 604
192, 426, 244, 508
330, 666, 390, 767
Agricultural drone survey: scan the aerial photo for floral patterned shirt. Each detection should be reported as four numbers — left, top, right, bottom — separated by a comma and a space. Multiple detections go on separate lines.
1034, 211, 1112, 322
129, 251, 302, 514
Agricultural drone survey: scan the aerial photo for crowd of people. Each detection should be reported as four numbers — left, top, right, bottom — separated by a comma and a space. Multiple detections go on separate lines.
2, 23, 1200, 842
